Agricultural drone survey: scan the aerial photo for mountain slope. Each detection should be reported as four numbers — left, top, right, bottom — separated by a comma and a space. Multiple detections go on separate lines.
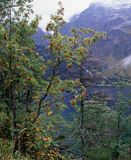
62, 2, 131, 76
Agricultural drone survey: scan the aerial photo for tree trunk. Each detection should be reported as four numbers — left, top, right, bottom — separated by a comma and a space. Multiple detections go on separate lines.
80, 63, 85, 160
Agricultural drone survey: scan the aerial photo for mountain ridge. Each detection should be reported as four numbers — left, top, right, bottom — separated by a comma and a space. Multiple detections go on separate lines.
61, 2, 131, 76
33, 2, 131, 76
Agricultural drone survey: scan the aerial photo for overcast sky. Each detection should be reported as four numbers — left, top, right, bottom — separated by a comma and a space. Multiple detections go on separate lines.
32, 0, 122, 30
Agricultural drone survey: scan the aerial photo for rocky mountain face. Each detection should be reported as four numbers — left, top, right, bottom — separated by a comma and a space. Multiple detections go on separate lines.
32, 27, 45, 46
33, 2, 131, 76
32, 28, 51, 60
61, 2, 131, 76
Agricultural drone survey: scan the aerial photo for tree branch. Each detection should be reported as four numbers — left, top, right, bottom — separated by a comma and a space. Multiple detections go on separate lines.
32, 61, 61, 123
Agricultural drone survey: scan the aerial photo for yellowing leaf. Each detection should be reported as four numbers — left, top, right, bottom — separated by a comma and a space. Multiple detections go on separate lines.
47, 111, 53, 116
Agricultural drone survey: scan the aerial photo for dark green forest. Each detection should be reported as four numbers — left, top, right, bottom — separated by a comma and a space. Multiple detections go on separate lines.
0, 0, 131, 159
